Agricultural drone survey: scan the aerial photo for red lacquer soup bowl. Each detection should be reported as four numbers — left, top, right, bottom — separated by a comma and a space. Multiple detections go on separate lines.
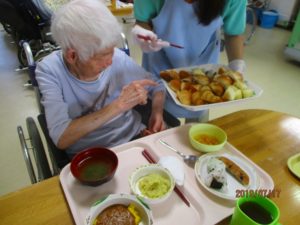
70, 147, 118, 186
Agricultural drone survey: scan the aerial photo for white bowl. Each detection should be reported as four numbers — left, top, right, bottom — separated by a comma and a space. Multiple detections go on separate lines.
129, 164, 175, 205
86, 193, 153, 225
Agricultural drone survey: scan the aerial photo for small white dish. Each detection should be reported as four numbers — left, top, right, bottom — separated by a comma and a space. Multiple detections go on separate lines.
129, 164, 175, 205
194, 152, 259, 201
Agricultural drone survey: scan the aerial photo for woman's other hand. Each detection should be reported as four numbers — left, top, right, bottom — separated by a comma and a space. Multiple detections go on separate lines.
148, 90, 166, 133
148, 112, 166, 133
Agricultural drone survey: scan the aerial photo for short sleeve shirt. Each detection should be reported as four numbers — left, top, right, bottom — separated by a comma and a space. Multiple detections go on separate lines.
134, 0, 247, 35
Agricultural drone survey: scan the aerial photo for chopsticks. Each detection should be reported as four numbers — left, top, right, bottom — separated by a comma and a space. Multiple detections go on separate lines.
137, 34, 184, 49
142, 149, 191, 207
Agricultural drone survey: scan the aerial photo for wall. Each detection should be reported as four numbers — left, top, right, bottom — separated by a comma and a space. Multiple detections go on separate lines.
269, 0, 299, 23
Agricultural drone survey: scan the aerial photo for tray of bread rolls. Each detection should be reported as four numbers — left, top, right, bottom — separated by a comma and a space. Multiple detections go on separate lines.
160, 64, 263, 111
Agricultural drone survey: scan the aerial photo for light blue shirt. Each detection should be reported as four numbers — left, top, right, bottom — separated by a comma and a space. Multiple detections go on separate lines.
36, 48, 165, 157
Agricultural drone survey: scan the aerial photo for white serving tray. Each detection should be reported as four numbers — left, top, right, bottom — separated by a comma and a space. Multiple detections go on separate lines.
59, 125, 273, 225
162, 64, 263, 111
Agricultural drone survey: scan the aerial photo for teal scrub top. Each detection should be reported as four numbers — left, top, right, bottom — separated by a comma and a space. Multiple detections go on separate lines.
134, 0, 247, 35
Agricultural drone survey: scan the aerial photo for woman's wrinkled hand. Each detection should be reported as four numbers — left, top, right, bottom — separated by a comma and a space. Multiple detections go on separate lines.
116, 79, 157, 112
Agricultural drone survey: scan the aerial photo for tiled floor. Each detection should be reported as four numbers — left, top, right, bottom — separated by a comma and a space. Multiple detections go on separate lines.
0, 22, 299, 196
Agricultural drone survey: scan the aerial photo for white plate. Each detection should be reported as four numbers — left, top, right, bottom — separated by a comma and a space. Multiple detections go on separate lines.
194, 152, 259, 201
162, 64, 263, 111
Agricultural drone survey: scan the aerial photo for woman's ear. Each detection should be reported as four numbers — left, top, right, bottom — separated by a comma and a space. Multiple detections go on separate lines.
64, 48, 78, 65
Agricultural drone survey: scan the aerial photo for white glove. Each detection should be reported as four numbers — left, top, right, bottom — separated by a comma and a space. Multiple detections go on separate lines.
131, 25, 170, 53
228, 59, 246, 74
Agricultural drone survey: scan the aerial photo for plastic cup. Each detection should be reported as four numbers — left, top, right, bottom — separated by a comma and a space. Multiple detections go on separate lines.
230, 196, 281, 225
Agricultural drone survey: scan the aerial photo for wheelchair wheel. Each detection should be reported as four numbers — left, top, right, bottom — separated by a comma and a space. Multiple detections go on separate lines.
17, 46, 28, 67
17, 40, 42, 67
26, 117, 52, 181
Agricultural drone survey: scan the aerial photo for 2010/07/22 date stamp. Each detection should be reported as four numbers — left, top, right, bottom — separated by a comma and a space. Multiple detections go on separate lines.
236, 189, 281, 198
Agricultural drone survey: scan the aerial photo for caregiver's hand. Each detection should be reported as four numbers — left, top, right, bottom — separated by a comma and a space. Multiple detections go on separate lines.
115, 79, 157, 112
132, 25, 170, 53
228, 59, 246, 75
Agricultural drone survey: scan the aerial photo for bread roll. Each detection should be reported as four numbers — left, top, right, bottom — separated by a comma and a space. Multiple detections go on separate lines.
169, 79, 181, 92
177, 90, 192, 105
160, 71, 172, 82
180, 81, 190, 91
227, 71, 243, 81
191, 84, 202, 91
193, 74, 210, 85
160, 70, 180, 81
218, 67, 227, 75
192, 68, 206, 76
181, 76, 193, 83
179, 70, 192, 79
191, 91, 205, 105
201, 90, 222, 103
200, 85, 211, 92
214, 74, 233, 88
210, 81, 225, 97
181, 82, 198, 93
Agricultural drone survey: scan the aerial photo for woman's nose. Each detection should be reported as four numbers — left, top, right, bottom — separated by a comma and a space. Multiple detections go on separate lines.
104, 57, 113, 67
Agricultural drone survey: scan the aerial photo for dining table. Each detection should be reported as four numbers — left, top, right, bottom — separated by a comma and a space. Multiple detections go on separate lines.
0, 109, 300, 225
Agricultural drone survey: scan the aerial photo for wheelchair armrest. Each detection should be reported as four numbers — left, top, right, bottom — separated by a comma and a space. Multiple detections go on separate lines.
119, 32, 130, 55
163, 109, 181, 127
37, 114, 70, 172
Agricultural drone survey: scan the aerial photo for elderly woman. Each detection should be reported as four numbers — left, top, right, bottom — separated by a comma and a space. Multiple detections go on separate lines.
36, 0, 166, 158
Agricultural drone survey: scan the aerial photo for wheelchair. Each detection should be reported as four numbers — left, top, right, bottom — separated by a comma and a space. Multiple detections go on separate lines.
17, 34, 180, 184
17, 115, 67, 184
0, 0, 60, 67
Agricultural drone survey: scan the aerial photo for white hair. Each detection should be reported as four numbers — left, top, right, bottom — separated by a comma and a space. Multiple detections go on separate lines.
51, 0, 122, 61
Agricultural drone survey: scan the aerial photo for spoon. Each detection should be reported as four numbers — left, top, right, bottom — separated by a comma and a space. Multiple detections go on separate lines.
159, 139, 199, 166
